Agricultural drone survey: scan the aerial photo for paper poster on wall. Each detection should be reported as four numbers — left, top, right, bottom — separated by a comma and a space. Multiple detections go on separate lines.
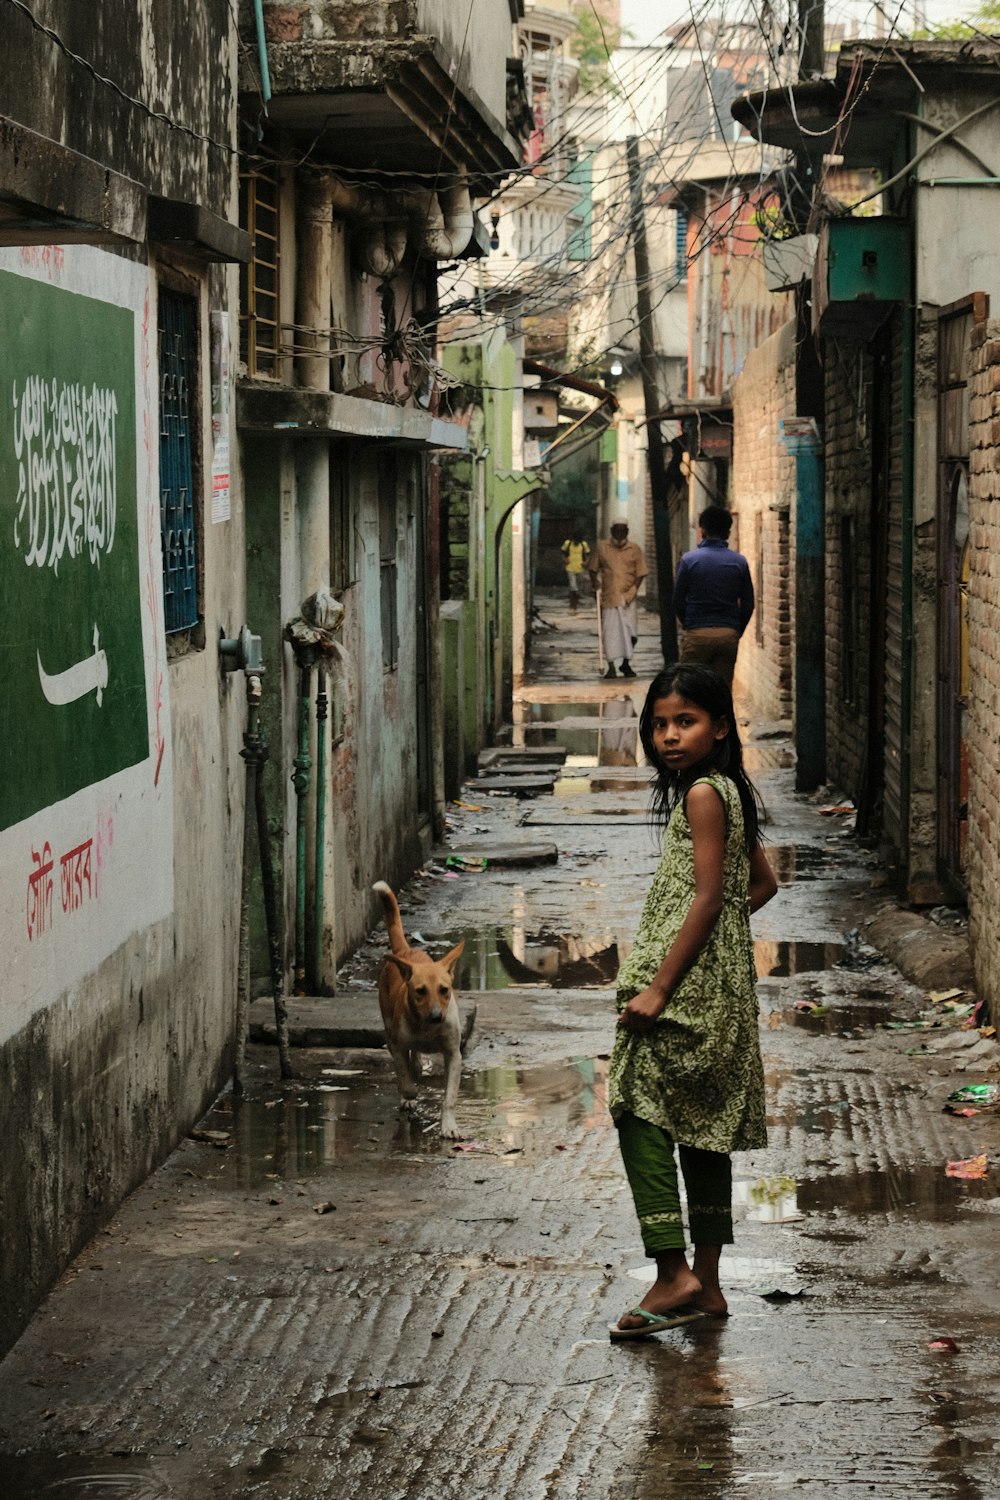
210, 310, 231, 524
0, 246, 173, 1042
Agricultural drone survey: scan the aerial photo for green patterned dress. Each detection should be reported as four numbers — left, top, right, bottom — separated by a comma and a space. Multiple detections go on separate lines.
608, 773, 767, 1154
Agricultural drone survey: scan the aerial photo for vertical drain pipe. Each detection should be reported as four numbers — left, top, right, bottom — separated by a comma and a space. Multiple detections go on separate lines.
234, 679, 259, 1094
252, 717, 293, 1078
291, 651, 315, 993
252, 0, 272, 112
222, 627, 292, 1085
295, 176, 334, 994
312, 666, 328, 989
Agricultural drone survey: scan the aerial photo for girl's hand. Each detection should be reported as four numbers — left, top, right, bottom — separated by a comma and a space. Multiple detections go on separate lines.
618, 984, 668, 1033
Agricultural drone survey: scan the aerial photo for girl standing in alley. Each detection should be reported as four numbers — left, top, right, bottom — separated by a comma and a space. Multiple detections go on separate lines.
608, 664, 777, 1341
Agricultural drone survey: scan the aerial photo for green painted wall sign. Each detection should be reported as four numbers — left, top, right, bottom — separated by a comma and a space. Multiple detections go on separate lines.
0, 269, 148, 831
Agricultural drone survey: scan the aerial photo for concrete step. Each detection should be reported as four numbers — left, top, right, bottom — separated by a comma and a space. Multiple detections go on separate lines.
432, 843, 559, 870
472, 773, 557, 794
478, 746, 567, 770
249, 992, 478, 1050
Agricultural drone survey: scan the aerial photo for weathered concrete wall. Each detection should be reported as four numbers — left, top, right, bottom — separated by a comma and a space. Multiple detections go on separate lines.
4, 1, 233, 215
0, 4, 244, 1357
914, 92, 1000, 309
731, 321, 795, 723
255, 0, 510, 125
419, 0, 510, 123
966, 322, 1000, 1018
688, 193, 791, 400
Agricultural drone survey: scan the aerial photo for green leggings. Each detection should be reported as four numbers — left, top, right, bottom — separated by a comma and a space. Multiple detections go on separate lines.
617, 1111, 733, 1253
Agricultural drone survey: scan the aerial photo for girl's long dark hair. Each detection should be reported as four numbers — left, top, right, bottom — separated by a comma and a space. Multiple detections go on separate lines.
639, 664, 766, 851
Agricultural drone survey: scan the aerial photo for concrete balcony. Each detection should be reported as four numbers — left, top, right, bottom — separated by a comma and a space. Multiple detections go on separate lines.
242, 0, 522, 182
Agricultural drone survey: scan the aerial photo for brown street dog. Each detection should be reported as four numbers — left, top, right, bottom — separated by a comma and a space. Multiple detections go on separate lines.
371, 881, 466, 1138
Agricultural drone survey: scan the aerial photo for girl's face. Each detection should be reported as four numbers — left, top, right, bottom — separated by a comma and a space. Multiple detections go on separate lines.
649, 692, 728, 773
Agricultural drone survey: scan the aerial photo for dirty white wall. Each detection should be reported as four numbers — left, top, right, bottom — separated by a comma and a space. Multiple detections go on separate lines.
421, 0, 512, 125
0, 0, 245, 1358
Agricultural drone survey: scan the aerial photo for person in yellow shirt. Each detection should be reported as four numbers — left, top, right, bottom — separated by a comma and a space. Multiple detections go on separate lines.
560, 530, 591, 612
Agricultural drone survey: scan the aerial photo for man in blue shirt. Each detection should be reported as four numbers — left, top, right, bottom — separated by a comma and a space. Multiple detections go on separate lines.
673, 505, 754, 687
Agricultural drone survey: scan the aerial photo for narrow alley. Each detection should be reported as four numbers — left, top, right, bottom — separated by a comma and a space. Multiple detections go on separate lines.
2, 597, 999, 1499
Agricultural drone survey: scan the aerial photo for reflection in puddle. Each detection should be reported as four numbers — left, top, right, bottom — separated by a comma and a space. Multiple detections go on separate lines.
0, 1455, 167, 1498
787, 1002, 895, 1034
734, 1176, 804, 1223
766, 845, 851, 884
428, 931, 854, 990
194, 1058, 608, 1188
755, 940, 846, 976
799, 1163, 996, 1218
467, 1056, 606, 1135
445, 925, 620, 991
513, 697, 641, 764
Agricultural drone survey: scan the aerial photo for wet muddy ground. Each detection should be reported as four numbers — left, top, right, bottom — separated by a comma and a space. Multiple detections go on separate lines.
2, 594, 999, 1498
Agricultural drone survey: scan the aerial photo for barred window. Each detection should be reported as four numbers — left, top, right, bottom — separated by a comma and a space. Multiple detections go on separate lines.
159, 288, 201, 637
379, 454, 399, 672
330, 446, 357, 594
841, 514, 859, 709
675, 208, 689, 277
240, 165, 280, 378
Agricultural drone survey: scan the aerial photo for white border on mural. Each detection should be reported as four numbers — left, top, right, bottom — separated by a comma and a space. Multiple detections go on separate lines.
1, 244, 174, 1045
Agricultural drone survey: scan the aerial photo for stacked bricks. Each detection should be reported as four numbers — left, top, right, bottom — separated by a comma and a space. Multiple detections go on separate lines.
732, 321, 796, 723
966, 322, 1000, 1016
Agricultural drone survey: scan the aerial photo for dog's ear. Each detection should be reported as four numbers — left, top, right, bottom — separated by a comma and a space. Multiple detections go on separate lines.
387, 955, 413, 981
441, 941, 465, 973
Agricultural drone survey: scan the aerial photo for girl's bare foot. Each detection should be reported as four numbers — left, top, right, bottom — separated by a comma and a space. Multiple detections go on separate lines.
615, 1251, 703, 1332
691, 1244, 729, 1317
690, 1288, 729, 1317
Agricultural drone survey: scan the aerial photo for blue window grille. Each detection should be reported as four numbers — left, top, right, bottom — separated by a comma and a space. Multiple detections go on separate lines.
159, 289, 199, 634
675, 208, 689, 277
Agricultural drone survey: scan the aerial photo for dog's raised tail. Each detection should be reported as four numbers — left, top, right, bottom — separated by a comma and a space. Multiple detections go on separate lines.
372, 881, 408, 956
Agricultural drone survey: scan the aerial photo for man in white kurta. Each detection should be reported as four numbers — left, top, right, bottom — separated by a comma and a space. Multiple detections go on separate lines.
588, 523, 648, 678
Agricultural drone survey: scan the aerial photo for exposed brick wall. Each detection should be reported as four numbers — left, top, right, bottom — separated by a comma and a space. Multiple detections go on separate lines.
823, 339, 874, 799
731, 321, 795, 722
881, 314, 907, 855
966, 321, 1000, 1014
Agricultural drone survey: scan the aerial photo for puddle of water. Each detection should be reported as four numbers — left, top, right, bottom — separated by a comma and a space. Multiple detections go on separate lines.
799, 1162, 996, 1219
766, 845, 852, 884
421, 929, 852, 993
444, 925, 620, 991
0, 1455, 167, 1498
197, 1058, 608, 1187
465, 1056, 605, 1134
514, 699, 642, 764
733, 1177, 804, 1223
786, 1002, 896, 1034
754, 940, 846, 977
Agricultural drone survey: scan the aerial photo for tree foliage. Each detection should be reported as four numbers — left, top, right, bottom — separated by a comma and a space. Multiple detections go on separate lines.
569, 5, 622, 93
913, 0, 1000, 36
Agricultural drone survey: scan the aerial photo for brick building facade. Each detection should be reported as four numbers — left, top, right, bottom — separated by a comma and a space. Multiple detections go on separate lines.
731, 320, 796, 723
966, 322, 1000, 1013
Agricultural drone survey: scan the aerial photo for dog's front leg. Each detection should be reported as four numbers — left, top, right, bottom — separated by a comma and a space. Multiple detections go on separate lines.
439, 1042, 463, 1139
387, 1042, 419, 1111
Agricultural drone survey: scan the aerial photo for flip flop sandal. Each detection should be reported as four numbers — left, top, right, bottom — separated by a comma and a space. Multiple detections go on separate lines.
608, 1305, 706, 1341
